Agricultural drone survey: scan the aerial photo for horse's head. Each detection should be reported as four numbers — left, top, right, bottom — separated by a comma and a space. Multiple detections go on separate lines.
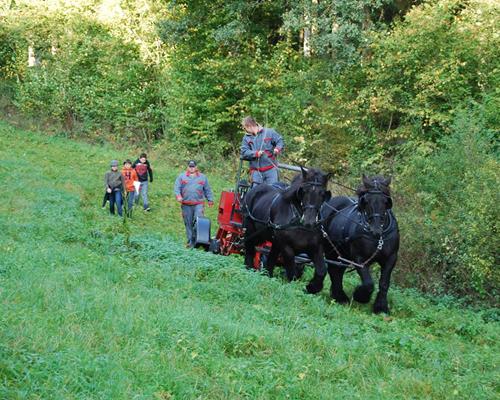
284, 167, 331, 228
357, 175, 393, 236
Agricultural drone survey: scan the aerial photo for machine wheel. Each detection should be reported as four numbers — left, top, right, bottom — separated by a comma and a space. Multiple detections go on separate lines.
193, 216, 211, 249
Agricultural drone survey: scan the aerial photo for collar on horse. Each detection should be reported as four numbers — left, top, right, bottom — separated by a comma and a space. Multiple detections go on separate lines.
319, 193, 393, 270
244, 182, 323, 231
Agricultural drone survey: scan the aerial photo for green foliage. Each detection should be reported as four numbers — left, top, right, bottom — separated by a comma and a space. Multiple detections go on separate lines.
362, 0, 499, 141
0, 4, 161, 142
398, 107, 499, 301
1, 122, 499, 399
283, 0, 392, 69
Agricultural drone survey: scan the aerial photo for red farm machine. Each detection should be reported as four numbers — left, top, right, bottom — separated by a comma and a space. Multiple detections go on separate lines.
192, 160, 306, 269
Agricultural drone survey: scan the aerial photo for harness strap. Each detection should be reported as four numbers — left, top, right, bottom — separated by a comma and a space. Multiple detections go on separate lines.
321, 225, 384, 270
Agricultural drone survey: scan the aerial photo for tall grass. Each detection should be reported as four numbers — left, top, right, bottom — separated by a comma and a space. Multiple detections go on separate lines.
0, 122, 498, 399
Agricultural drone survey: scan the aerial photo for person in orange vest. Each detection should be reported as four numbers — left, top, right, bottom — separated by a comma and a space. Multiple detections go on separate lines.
121, 159, 139, 217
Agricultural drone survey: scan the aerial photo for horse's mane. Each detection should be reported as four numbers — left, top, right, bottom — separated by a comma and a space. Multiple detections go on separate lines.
356, 175, 391, 197
281, 168, 328, 202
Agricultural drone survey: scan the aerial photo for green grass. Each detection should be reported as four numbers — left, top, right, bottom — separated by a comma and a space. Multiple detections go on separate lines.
0, 121, 498, 399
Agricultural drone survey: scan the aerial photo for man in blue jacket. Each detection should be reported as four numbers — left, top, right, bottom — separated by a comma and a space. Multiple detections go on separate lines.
174, 160, 214, 248
240, 116, 284, 186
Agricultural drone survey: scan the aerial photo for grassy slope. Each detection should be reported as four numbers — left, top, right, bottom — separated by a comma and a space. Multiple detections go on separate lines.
0, 121, 498, 399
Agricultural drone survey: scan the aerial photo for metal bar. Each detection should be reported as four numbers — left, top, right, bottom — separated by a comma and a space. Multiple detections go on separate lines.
229, 159, 244, 223
254, 246, 352, 268
277, 163, 307, 172
235, 159, 244, 194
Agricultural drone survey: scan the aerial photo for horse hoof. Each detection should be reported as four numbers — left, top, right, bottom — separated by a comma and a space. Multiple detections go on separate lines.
332, 293, 350, 304
373, 302, 389, 314
353, 286, 373, 304
305, 283, 322, 294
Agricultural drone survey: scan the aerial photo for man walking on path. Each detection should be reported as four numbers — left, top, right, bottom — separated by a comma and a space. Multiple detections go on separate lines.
240, 116, 284, 186
121, 159, 139, 217
104, 160, 125, 216
174, 160, 214, 248
133, 153, 153, 211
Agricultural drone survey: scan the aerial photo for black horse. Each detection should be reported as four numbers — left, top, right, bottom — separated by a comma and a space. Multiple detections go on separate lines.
242, 168, 331, 292
320, 175, 399, 314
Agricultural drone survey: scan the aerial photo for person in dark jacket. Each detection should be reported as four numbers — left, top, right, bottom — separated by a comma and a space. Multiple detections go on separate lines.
240, 116, 284, 186
104, 159, 125, 216
174, 160, 214, 248
132, 153, 153, 211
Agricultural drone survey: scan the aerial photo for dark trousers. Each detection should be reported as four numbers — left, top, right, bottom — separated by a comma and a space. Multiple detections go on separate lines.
109, 190, 123, 216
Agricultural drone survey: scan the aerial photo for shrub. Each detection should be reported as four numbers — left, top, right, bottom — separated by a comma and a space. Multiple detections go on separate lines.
0, 9, 159, 143
398, 107, 499, 302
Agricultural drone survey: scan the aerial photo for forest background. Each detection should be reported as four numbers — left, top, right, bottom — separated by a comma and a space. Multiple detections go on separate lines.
0, 0, 498, 304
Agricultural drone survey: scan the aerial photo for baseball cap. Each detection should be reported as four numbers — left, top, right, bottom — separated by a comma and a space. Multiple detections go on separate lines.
110, 160, 119, 167
188, 160, 197, 167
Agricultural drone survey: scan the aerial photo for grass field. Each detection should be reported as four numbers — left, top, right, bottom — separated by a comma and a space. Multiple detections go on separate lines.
0, 121, 498, 399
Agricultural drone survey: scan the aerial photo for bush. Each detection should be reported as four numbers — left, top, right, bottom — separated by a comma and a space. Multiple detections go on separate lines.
397, 107, 499, 302
0, 9, 159, 143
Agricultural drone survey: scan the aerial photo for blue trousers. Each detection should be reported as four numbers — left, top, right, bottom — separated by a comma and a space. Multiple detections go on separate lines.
251, 168, 279, 186
181, 204, 204, 246
109, 190, 123, 216
125, 192, 135, 216
135, 181, 149, 210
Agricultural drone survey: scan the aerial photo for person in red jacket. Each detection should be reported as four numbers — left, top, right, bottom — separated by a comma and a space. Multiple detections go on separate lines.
121, 159, 139, 217
132, 153, 153, 211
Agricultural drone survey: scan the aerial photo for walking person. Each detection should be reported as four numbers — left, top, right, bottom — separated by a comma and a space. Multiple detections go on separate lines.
104, 160, 125, 216
174, 160, 214, 248
132, 153, 153, 211
240, 116, 284, 186
121, 159, 139, 218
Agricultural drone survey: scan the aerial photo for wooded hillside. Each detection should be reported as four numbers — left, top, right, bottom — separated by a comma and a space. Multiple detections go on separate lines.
0, 0, 498, 303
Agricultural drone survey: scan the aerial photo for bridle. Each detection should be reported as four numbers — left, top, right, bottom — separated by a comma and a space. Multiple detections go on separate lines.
359, 189, 392, 231
297, 180, 328, 220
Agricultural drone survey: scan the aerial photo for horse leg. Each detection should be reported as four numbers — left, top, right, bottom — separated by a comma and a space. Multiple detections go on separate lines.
282, 246, 297, 282
328, 265, 349, 304
243, 218, 257, 269
264, 245, 280, 277
353, 263, 374, 304
295, 263, 305, 279
305, 247, 327, 294
373, 253, 397, 314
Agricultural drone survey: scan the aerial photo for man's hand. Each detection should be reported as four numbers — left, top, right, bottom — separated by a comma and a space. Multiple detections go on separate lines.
106, 188, 112, 194
176, 195, 183, 202
208, 201, 214, 207
273, 148, 280, 155
256, 150, 264, 158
